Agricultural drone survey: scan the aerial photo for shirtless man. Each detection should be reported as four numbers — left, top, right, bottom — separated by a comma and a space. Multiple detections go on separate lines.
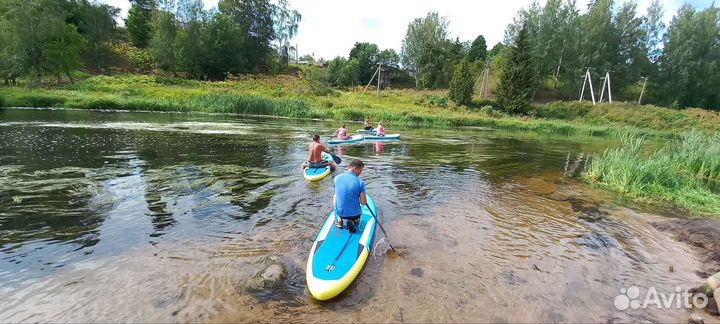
307, 134, 337, 170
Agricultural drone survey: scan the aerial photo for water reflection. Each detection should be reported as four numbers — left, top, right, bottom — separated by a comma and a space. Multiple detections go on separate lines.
0, 108, 705, 323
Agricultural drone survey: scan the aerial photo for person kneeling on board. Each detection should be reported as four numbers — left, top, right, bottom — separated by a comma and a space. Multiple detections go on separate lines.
375, 122, 385, 136
333, 159, 366, 233
363, 119, 373, 130
305, 134, 336, 170
335, 124, 349, 140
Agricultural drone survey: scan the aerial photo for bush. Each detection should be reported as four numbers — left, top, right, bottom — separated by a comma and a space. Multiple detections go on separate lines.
448, 58, 474, 106
415, 94, 448, 108
10, 93, 66, 107
535, 101, 593, 120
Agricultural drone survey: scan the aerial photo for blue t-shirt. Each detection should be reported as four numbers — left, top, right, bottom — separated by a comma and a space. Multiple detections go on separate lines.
334, 171, 366, 218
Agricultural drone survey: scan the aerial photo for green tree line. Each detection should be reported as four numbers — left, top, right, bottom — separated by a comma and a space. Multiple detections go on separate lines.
495, 0, 720, 111
2, 0, 719, 112
0, 0, 301, 84
399, 1, 720, 111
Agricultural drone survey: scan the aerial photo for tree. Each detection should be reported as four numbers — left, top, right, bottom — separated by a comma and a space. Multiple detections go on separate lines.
324, 57, 360, 87
339, 58, 361, 87
378, 49, 400, 67
219, 0, 274, 72
488, 42, 506, 58
44, 22, 87, 82
149, 10, 178, 74
613, 1, 649, 97
642, 0, 665, 63
577, 0, 619, 74
401, 12, 450, 88
176, 0, 205, 24
202, 12, 247, 80
78, 1, 119, 72
495, 19, 536, 114
348, 42, 379, 85
0, 12, 22, 85
448, 58, 474, 106
655, 5, 720, 109
272, 0, 300, 66
0, 0, 85, 86
468, 35, 487, 62
177, 18, 204, 78
126, 3, 152, 48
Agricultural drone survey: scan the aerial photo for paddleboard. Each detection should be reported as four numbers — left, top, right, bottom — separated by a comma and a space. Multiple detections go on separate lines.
303, 152, 334, 182
327, 134, 364, 145
362, 134, 400, 140
356, 129, 376, 134
306, 195, 378, 300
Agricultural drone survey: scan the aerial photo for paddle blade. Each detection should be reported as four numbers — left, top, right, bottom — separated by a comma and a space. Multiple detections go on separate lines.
331, 153, 342, 164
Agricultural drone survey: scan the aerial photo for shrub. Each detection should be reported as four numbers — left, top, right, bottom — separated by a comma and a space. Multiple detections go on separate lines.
415, 94, 448, 108
535, 101, 593, 120
11, 94, 66, 107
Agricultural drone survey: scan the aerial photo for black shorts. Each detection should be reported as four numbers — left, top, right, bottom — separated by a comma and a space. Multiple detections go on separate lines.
339, 214, 361, 221
364, 126, 373, 130
308, 160, 329, 168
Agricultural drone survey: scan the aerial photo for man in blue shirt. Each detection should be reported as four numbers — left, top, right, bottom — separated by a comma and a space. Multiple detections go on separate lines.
333, 159, 367, 233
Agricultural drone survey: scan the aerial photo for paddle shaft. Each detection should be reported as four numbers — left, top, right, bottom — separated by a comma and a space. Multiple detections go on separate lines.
366, 203, 398, 253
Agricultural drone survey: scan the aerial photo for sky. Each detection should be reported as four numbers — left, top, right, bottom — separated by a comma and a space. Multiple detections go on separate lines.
102, 0, 716, 60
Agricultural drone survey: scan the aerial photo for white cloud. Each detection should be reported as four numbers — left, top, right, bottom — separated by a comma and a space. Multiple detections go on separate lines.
102, 0, 716, 60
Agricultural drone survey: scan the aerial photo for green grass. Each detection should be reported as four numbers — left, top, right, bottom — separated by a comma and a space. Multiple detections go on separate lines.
1, 74, 719, 138
584, 131, 720, 217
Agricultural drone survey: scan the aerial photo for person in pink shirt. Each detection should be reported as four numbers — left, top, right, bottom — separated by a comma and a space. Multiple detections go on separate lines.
375, 122, 385, 136
335, 124, 349, 140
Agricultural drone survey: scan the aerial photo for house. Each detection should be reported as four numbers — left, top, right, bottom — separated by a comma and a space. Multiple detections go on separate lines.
378, 65, 414, 89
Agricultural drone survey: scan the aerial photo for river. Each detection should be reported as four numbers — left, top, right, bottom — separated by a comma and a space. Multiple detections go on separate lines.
0, 108, 709, 322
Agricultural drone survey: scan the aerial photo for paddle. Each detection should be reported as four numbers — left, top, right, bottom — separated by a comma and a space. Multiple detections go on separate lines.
366, 202, 399, 254
329, 152, 342, 164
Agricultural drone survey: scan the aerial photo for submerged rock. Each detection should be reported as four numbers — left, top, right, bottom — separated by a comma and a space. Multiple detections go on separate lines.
708, 297, 719, 316
410, 268, 424, 277
246, 256, 288, 290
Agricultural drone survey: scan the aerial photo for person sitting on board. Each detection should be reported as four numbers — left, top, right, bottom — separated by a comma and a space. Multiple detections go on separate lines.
363, 119, 373, 130
307, 134, 336, 170
375, 122, 385, 136
333, 159, 366, 234
335, 124, 349, 140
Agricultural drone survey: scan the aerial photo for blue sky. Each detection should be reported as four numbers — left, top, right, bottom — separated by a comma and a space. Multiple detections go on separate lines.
103, 0, 716, 60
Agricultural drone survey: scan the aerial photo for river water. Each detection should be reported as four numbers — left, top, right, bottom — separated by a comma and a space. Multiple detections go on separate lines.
0, 108, 710, 323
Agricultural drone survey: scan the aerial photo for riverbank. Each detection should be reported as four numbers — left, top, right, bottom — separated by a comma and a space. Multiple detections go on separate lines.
653, 219, 720, 277
584, 132, 720, 218
1, 75, 719, 138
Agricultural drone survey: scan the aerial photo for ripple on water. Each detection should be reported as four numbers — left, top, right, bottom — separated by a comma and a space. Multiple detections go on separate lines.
0, 109, 707, 323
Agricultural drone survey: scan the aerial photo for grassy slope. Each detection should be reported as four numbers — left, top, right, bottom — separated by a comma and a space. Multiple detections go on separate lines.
1, 74, 719, 138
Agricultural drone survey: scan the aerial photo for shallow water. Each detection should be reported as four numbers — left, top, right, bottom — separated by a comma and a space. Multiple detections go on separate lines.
0, 108, 711, 322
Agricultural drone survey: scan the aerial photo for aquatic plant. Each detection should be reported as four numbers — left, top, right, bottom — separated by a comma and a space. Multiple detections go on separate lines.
584, 131, 720, 216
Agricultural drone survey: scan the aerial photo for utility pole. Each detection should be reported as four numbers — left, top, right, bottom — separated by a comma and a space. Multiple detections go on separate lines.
363, 63, 382, 93
554, 41, 565, 87
474, 59, 492, 99
598, 71, 612, 103
638, 77, 648, 105
377, 62, 382, 96
579, 68, 596, 105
